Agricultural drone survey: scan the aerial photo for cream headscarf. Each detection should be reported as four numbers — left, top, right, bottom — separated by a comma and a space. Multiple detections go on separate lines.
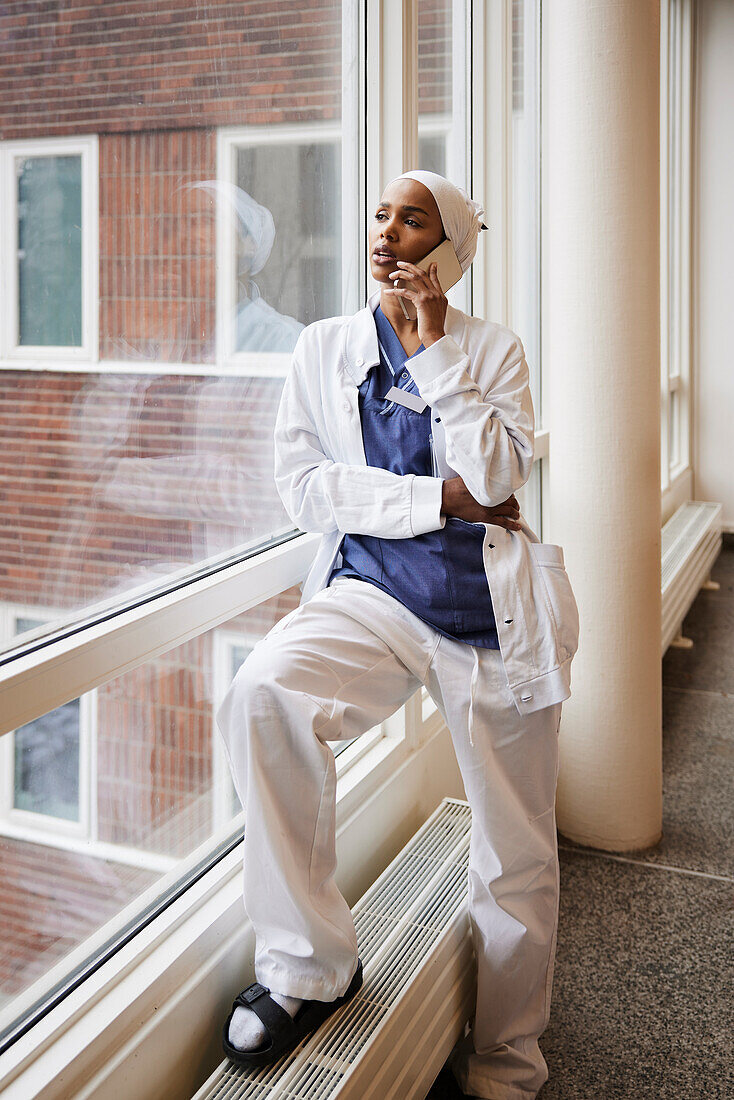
393, 170, 488, 273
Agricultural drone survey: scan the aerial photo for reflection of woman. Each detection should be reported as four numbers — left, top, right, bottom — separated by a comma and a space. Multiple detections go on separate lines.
189, 179, 304, 352
216, 170, 579, 1098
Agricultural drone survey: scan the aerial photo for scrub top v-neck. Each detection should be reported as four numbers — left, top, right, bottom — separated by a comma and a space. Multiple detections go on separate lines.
327, 304, 500, 650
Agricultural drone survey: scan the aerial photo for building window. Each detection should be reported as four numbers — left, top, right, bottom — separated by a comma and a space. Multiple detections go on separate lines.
418, 0, 470, 315
14, 702, 81, 821
216, 124, 348, 372
0, 612, 91, 836
1, 136, 98, 362
18, 155, 82, 347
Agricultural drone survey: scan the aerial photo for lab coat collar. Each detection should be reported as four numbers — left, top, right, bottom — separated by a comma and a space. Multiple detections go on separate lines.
343, 289, 466, 387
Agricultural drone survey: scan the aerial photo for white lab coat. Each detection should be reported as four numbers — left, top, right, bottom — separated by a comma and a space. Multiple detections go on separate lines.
273, 289, 580, 716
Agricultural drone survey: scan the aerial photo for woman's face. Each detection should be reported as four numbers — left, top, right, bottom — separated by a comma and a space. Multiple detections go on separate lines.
369, 178, 446, 286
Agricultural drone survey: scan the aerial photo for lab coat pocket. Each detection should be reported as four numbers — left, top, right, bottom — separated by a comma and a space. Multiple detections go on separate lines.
530, 543, 580, 661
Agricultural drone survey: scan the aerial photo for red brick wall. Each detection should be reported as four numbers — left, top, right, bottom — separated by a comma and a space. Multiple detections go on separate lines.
99, 129, 217, 363
0, 0, 342, 140
418, 0, 452, 115
0, 370, 288, 608
0, 836, 156, 997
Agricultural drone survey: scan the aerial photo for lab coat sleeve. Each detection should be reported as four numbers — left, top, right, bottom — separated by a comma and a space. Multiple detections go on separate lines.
406, 331, 535, 507
273, 338, 446, 539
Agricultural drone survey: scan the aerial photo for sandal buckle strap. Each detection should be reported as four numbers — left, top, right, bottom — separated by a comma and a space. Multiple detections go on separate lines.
237, 982, 270, 1006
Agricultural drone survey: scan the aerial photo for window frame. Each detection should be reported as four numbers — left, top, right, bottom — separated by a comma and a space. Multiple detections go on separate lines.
0, 602, 174, 873
0, 2, 548, 1091
0, 602, 94, 840
660, 0, 694, 519
0, 135, 99, 365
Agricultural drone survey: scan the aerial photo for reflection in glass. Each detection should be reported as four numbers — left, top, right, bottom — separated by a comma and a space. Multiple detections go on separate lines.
236, 140, 341, 328
0, 588, 367, 1019
418, 0, 454, 178
2, 0, 353, 659
417, 0, 470, 314
189, 179, 305, 352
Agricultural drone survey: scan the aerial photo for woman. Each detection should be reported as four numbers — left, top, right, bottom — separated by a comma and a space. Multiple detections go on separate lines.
216, 170, 579, 1099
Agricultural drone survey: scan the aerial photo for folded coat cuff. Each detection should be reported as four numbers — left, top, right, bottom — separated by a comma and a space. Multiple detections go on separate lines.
410, 475, 446, 535
407, 334, 468, 390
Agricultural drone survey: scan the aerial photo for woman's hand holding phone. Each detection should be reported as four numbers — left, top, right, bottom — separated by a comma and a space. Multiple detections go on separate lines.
441, 477, 522, 530
383, 260, 448, 348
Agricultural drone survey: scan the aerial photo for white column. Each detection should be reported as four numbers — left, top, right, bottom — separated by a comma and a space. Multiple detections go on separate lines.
542, 1, 663, 850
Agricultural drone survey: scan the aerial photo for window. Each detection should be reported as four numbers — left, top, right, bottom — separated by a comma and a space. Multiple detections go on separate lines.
0, 136, 98, 363
660, 0, 693, 492
0, 3, 542, 1088
0, 610, 92, 837
510, 0, 542, 537
418, 0, 471, 315
216, 123, 350, 373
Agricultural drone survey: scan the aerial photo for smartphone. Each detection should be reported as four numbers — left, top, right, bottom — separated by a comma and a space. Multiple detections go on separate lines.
393, 237, 464, 321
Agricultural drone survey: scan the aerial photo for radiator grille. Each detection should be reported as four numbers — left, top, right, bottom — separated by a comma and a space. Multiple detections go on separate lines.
194, 799, 472, 1100
661, 500, 722, 654
661, 500, 720, 591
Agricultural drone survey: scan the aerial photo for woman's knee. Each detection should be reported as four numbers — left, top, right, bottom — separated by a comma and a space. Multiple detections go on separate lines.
229, 636, 284, 706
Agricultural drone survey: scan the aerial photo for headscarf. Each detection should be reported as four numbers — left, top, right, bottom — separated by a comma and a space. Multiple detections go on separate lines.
393, 170, 488, 273
187, 179, 275, 277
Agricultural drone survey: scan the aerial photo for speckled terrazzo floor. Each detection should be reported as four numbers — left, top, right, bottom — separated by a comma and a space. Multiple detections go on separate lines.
427, 538, 734, 1100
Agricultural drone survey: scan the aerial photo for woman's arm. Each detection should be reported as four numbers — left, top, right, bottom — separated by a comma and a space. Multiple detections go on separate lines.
273, 335, 445, 539
385, 262, 535, 508
408, 332, 535, 508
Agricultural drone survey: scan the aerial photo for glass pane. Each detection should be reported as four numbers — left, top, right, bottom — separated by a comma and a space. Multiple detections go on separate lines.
418, 0, 453, 175
1, 0, 357, 659
14, 702, 81, 821
417, 0, 470, 312
235, 139, 341, 336
418, 0, 467, 187
17, 155, 82, 347
668, 391, 679, 470
9, 615, 82, 821
0, 582, 381, 1029
510, 0, 541, 397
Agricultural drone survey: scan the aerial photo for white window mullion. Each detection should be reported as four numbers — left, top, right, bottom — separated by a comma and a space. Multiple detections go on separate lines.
0, 532, 320, 739
661, 0, 693, 492
678, 0, 692, 475
476, 0, 512, 328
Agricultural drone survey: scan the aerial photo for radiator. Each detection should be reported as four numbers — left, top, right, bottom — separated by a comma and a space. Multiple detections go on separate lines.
661, 500, 722, 654
192, 798, 475, 1100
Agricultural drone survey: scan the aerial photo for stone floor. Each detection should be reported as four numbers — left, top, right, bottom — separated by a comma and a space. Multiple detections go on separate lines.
427, 537, 734, 1100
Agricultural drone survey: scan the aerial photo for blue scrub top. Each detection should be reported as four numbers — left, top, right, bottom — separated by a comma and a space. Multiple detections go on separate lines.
327, 305, 499, 650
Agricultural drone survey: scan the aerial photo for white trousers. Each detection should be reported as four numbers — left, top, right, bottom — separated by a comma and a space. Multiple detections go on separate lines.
216, 577, 562, 1100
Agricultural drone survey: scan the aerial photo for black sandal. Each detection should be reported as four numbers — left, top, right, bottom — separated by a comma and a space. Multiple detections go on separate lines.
222, 959, 364, 1068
